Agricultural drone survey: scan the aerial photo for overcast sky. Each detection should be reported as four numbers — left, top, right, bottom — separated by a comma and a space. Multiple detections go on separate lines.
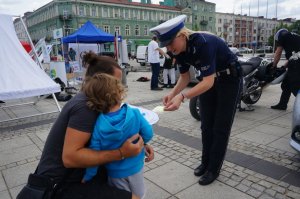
0, 0, 299, 20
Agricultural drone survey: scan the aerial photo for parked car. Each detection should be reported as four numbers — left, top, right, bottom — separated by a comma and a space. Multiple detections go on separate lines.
257, 46, 273, 53
239, 47, 253, 53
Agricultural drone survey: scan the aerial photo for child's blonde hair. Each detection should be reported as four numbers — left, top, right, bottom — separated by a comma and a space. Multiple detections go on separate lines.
82, 73, 125, 113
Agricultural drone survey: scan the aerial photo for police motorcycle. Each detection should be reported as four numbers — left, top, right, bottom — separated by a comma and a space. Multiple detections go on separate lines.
189, 55, 287, 121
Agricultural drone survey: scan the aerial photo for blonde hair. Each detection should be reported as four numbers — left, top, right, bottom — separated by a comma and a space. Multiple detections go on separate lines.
176, 27, 215, 40
82, 73, 125, 113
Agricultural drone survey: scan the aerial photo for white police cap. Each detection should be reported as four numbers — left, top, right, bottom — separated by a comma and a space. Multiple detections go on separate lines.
150, 15, 187, 47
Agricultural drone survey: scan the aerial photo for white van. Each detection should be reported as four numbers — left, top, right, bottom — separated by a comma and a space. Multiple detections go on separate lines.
136, 46, 148, 66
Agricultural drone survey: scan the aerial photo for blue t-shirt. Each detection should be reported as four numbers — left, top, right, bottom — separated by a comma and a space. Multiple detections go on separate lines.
176, 33, 237, 77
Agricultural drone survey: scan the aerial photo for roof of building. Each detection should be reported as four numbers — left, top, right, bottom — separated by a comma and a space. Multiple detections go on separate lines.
91, 0, 180, 11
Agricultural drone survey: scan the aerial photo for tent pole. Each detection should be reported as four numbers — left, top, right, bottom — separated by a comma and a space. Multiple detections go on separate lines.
20, 16, 61, 113
20, 17, 44, 70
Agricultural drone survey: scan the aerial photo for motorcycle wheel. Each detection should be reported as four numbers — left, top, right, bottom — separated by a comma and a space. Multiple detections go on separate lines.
189, 96, 201, 121
158, 68, 164, 85
242, 87, 262, 105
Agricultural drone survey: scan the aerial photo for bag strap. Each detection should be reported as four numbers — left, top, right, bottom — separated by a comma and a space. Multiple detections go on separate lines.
34, 165, 74, 188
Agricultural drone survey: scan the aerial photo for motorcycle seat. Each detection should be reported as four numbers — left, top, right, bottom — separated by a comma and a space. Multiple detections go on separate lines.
239, 57, 262, 76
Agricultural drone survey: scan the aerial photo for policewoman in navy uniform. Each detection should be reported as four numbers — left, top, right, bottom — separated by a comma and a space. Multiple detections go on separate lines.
271, 28, 300, 110
150, 15, 242, 185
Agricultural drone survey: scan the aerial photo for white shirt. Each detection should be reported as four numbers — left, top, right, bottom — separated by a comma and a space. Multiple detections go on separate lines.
147, 40, 160, 63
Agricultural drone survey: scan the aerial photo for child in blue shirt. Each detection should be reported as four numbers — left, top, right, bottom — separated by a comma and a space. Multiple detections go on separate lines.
82, 73, 153, 198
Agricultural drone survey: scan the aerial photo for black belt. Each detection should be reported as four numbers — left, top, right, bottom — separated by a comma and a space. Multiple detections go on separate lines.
216, 62, 241, 77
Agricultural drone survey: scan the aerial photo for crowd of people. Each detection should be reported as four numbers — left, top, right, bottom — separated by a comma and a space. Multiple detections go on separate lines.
17, 14, 299, 199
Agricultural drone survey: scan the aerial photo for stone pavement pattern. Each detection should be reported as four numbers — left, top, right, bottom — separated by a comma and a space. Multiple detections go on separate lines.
0, 64, 300, 199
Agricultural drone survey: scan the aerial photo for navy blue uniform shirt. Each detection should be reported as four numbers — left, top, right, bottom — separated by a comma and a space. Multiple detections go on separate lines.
277, 32, 300, 59
176, 33, 237, 77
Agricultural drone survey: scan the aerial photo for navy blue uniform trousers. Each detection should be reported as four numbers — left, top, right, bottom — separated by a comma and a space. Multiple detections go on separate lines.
199, 75, 242, 173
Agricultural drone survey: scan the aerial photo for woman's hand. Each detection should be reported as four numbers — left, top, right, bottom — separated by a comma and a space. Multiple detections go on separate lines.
120, 134, 144, 158
163, 93, 175, 106
144, 144, 154, 162
164, 93, 183, 111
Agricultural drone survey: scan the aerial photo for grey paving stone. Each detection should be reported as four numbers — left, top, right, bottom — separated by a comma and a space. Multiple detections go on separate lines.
247, 188, 263, 198
286, 191, 300, 199
144, 161, 198, 194
267, 138, 297, 153
9, 184, 24, 199
3, 161, 38, 188
0, 190, 10, 199
280, 171, 300, 187
0, 144, 41, 166
234, 130, 280, 145
225, 151, 260, 169
248, 160, 291, 180
0, 136, 32, 152
176, 182, 255, 199
0, 175, 7, 192
144, 179, 171, 199
253, 124, 290, 137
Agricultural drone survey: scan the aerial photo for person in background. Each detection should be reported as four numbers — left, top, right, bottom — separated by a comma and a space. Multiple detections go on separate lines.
34, 52, 154, 199
271, 29, 300, 110
147, 36, 169, 91
151, 15, 242, 185
162, 51, 176, 88
82, 73, 153, 199
68, 47, 76, 61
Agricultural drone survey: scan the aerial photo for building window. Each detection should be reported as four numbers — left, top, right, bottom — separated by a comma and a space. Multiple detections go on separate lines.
63, 9, 68, 18
125, 24, 130, 36
103, 7, 108, 18
125, 10, 129, 18
229, 28, 232, 32
79, 7, 84, 16
104, 25, 110, 33
218, 27, 222, 32
115, 26, 120, 35
92, 8, 96, 17
218, 19, 222, 24
229, 36, 232, 41
135, 24, 140, 36
209, 17, 212, 21
144, 25, 148, 35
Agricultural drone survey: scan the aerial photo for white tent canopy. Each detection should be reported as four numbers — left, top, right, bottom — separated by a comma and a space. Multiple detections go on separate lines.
0, 14, 60, 100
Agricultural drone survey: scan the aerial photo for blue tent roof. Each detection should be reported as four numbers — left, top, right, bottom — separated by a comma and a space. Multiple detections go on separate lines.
62, 21, 117, 43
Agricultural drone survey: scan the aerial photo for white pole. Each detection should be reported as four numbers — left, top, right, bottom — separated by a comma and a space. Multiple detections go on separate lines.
255, 0, 259, 53
240, 1, 242, 48
20, 17, 44, 70
20, 16, 61, 112
264, 0, 268, 54
273, 0, 278, 54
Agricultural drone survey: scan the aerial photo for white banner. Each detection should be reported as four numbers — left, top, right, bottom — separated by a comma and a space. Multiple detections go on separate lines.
53, 28, 63, 39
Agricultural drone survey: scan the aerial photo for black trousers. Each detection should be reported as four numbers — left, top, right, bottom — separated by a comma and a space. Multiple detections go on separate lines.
199, 75, 242, 173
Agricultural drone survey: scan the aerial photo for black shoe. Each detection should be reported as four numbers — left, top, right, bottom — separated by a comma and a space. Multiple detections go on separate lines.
271, 104, 287, 110
151, 87, 163, 91
198, 171, 219, 185
194, 164, 207, 176
161, 84, 168, 88
168, 84, 174, 88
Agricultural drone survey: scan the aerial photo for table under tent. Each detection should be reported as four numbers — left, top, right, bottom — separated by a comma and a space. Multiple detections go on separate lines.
0, 14, 61, 123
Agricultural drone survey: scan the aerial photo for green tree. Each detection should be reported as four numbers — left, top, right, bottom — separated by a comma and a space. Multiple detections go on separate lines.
289, 20, 300, 34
